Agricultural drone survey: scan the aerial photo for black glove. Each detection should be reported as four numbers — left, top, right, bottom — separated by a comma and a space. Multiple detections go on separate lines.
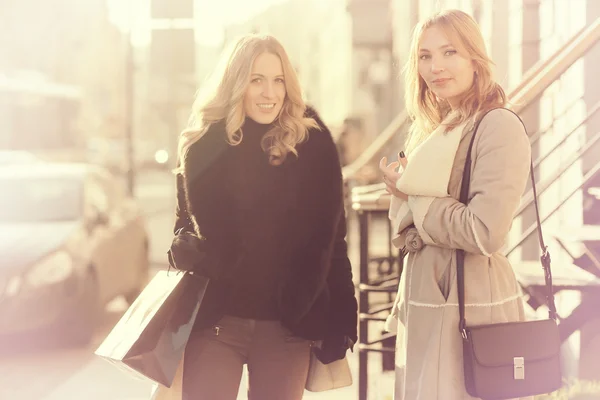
167, 230, 221, 279
313, 334, 354, 365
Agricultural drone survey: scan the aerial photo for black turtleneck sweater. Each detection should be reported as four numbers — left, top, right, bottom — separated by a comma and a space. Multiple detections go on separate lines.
178, 107, 358, 342
221, 117, 291, 320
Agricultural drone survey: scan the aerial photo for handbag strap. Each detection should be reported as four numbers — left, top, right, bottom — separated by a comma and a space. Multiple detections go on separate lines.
457, 108, 559, 337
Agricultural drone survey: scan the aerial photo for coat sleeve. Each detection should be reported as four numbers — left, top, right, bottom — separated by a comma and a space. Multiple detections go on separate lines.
388, 195, 415, 249
327, 210, 358, 342
280, 110, 357, 333
173, 170, 196, 235
173, 151, 192, 235
407, 109, 531, 256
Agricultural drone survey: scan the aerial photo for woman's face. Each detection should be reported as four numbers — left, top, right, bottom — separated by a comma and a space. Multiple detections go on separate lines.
417, 25, 475, 109
243, 51, 286, 124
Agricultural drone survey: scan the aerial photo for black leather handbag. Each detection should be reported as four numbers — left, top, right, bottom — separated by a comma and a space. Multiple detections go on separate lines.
457, 109, 563, 400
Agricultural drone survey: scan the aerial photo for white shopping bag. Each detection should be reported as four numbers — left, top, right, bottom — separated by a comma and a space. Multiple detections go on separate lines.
305, 341, 353, 392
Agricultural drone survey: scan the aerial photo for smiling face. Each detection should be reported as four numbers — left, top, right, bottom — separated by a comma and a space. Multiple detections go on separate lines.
243, 51, 286, 124
417, 25, 475, 109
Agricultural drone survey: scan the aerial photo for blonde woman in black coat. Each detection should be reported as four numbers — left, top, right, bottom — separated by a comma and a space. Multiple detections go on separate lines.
170, 33, 358, 400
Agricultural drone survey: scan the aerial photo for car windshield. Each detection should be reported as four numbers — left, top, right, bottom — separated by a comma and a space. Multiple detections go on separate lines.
0, 177, 82, 222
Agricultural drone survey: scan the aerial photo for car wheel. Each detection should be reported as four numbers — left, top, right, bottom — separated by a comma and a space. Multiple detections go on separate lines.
124, 243, 150, 305
63, 267, 100, 347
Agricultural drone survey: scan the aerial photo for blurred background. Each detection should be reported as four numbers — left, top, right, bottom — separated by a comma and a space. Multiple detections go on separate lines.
1, 0, 600, 399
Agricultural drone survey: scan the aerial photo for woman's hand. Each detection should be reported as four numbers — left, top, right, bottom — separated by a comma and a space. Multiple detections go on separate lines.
168, 230, 222, 280
313, 335, 354, 364
379, 152, 408, 200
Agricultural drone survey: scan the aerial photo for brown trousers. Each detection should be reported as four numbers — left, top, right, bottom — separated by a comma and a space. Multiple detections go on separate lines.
183, 315, 311, 400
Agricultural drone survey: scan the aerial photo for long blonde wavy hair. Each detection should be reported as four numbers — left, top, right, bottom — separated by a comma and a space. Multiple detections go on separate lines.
403, 9, 507, 154
175, 34, 317, 172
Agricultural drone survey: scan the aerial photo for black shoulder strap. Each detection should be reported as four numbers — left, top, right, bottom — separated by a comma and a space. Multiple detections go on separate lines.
457, 108, 558, 336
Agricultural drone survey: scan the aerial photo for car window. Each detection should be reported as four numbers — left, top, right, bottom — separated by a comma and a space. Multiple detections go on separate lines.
0, 177, 82, 222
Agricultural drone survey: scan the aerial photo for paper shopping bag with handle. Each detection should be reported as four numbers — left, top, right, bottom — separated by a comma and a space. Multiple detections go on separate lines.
95, 270, 208, 387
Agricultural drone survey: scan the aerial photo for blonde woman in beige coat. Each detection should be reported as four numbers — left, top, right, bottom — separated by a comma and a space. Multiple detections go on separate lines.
380, 10, 533, 400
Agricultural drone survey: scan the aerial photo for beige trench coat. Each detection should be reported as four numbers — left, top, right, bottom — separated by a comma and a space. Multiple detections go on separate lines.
385, 109, 533, 400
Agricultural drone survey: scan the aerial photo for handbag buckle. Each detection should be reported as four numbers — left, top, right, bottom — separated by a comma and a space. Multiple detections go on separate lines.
513, 357, 525, 380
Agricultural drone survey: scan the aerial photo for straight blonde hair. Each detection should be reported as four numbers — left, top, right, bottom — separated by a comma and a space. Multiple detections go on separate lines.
175, 34, 317, 172
403, 9, 506, 154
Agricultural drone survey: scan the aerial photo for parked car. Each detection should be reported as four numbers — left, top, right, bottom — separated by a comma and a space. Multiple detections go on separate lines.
0, 163, 150, 345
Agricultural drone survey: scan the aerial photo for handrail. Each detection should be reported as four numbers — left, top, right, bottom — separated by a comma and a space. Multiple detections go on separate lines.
529, 95, 585, 147
506, 160, 600, 257
507, 23, 591, 98
351, 189, 390, 211
510, 18, 600, 113
531, 101, 600, 171
516, 128, 600, 218
341, 110, 410, 180
344, 17, 600, 183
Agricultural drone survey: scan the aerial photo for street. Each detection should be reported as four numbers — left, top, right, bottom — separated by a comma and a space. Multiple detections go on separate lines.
1, 0, 598, 398
0, 169, 394, 400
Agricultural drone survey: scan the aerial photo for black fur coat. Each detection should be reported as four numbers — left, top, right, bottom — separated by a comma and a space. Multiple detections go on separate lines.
174, 107, 357, 342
